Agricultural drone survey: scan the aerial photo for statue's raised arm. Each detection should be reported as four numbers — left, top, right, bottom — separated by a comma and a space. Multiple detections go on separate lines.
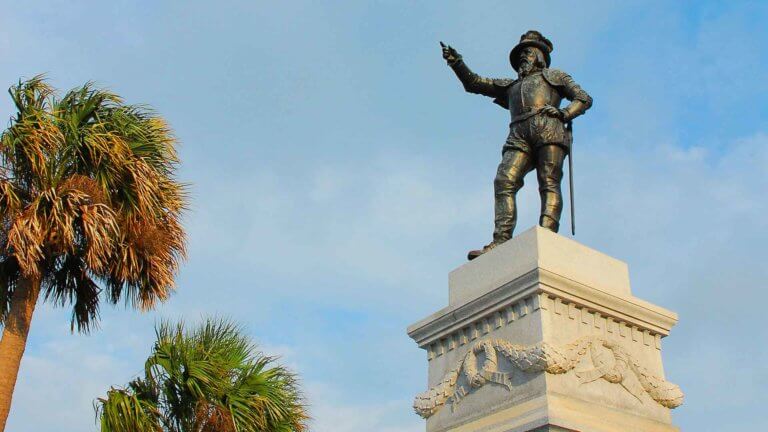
440, 42, 512, 101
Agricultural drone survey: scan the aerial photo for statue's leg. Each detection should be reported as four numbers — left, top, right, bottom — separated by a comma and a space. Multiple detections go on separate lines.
535, 144, 566, 232
493, 149, 533, 243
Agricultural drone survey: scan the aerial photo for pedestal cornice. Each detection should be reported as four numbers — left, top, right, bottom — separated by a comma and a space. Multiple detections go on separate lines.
407, 267, 677, 350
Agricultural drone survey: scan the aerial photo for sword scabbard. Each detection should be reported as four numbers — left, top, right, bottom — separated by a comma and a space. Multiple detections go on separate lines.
566, 122, 575, 235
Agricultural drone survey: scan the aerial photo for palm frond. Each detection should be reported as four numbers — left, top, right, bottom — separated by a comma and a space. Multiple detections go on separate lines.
42, 254, 101, 332
0, 76, 187, 332
0, 257, 20, 323
97, 318, 309, 432
96, 387, 162, 432
6, 207, 45, 276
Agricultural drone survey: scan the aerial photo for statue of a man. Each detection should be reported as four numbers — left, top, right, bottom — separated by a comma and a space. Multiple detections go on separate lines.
442, 31, 593, 260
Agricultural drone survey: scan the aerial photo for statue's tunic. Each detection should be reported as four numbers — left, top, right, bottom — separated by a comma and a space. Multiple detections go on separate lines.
505, 72, 566, 152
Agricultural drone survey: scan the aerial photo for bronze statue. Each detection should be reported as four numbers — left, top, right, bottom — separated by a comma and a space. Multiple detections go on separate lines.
441, 31, 592, 260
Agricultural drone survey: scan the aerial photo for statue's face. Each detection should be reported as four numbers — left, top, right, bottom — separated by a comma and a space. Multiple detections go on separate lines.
518, 46, 541, 76
518, 47, 539, 67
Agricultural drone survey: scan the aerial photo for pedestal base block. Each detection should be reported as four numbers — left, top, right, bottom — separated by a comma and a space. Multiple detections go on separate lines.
407, 227, 683, 432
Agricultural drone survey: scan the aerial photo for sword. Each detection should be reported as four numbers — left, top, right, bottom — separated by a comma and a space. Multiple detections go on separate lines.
566, 121, 575, 235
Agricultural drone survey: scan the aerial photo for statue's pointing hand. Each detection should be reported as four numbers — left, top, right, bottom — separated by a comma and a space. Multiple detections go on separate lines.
440, 42, 461, 64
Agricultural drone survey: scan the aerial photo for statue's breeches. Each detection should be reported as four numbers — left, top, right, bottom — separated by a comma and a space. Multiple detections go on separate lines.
504, 115, 566, 154
493, 145, 565, 242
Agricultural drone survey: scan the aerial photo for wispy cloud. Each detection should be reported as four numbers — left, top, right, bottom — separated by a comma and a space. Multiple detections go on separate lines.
2, 2, 767, 431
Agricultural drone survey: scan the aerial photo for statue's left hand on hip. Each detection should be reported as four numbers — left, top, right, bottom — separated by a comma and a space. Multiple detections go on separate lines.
541, 105, 563, 119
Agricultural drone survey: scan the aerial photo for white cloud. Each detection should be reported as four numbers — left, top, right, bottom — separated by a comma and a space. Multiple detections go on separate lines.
305, 381, 422, 432
6, 322, 153, 432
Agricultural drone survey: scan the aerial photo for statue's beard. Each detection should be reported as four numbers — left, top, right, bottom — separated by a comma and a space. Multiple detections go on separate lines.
518, 61, 536, 77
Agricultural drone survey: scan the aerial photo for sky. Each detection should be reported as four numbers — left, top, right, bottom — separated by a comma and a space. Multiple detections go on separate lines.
1, 1, 767, 431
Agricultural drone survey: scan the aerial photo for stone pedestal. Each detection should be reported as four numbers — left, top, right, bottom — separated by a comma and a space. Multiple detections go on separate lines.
407, 227, 683, 432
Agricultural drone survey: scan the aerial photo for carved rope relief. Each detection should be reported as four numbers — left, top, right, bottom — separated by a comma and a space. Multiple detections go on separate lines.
413, 335, 684, 418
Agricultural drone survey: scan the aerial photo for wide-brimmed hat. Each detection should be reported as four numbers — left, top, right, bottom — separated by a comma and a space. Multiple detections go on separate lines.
509, 30, 553, 71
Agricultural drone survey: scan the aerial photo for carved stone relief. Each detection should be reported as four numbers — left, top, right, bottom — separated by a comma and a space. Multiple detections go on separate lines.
413, 335, 684, 418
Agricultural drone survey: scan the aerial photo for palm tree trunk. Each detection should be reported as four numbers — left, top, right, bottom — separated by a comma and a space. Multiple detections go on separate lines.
0, 276, 41, 432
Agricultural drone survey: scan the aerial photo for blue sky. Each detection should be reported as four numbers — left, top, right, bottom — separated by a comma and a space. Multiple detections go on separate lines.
1, 1, 767, 431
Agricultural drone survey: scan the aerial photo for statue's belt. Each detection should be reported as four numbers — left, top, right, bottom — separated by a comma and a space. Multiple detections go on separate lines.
510, 107, 546, 125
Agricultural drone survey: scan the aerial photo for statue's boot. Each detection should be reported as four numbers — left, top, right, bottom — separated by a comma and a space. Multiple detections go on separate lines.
467, 242, 498, 261
539, 214, 560, 232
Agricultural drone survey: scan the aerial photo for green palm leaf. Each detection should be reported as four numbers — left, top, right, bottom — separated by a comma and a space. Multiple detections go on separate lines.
96, 318, 308, 432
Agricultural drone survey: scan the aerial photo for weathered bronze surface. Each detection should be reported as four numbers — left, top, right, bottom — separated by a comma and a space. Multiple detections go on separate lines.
441, 31, 592, 260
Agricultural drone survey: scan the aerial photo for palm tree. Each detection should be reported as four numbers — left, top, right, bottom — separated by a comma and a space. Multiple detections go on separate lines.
96, 318, 308, 432
0, 76, 186, 430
